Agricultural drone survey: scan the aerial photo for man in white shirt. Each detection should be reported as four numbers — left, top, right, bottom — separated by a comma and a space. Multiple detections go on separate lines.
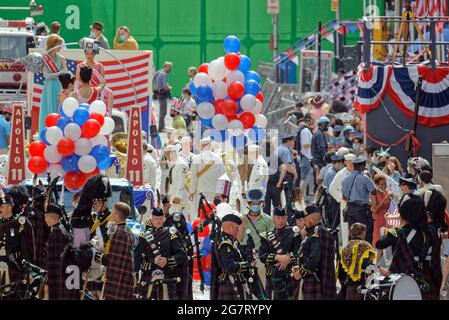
168, 147, 190, 215
328, 152, 355, 246
295, 113, 314, 197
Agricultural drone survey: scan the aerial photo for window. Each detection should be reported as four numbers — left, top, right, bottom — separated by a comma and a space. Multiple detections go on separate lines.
0, 35, 27, 59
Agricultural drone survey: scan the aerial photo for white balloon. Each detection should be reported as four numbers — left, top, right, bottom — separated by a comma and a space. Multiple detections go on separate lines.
240, 94, 257, 111
78, 155, 97, 174
228, 119, 244, 136
64, 123, 81, 141
46, 126, 63, 145
255, 114, 267, 128
48, 164, 65, 179
99, 117, 115, 135
193, 72, 212, 87
209, 58, 227, 81
44, 145, 63, 163
90, 135, 108, 146
211, 81, 227, 99
197, 102, 215, 119
62, 97, 79, 117
74, 138, 93, 156
89, 100, 107, 116
211, 114, 229, 131
226, 70, 245, 85
250, 99, 262, 114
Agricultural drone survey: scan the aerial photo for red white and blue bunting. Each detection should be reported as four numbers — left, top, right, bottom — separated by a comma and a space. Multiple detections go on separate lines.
355, 64, 449, 127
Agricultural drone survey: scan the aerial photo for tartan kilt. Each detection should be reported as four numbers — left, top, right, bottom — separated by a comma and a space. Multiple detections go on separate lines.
345, 284, 362, 300
103, 279, 134, 300
302, 277, 322, 300
217, 281, 246, 300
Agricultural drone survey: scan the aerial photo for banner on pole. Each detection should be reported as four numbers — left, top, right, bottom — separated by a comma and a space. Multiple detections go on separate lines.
8, 104, 26, 185
126, 106, 144, 186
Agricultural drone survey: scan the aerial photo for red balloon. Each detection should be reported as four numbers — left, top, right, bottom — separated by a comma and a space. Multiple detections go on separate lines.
29, 141, 46, 157
192, 218, 211, 237
64, 172, 86, 191
256, 92, 264, 103
224, 52, 240, 70
57, 138, 75, 157
198, 63, 209, 74
226, 114, 238, 122
227, 81, 244, 100
201, 254, 212, 270
239, 112, 256, 129
82, 167, 100, 180
222, 100, 238, 116
89, 112, 105, 126
45, 113, 60, 128
28, 156, 48, 174
82, 119, 101, 138
213, 99, 225, 114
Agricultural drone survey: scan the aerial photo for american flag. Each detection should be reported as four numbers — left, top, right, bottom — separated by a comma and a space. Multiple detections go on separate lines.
326, 70, 358, 107
414, 0, 448, 31
387, 200, 401, 227
31, 53, 151, 112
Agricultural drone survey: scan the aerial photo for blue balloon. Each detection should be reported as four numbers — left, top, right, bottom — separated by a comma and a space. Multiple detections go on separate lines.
97, 155, 111, 170
238, 55, 251, 74
200, 118, 213, 129
56, 117, 71, 131
189, 81, 197, 96
61, 154, 80, 172
223, 35, 241, 53
91, 145, 109, 163
244, 80, 260, 96
248, 125, 266, 142
203, 269, 211, 286
79, 103, 90, 110
40, 129, 50, 145
186, 221, 192, 233
231, 134, 247, 149
209, 129, 228, 142
200, 236, 212, 256
196, 85, 213, 102
73, 107, 90, 126
246, 71, 261, 83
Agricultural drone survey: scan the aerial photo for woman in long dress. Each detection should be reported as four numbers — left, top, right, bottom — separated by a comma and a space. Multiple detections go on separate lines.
76, 50, 113, 113
39, 34, 67, 131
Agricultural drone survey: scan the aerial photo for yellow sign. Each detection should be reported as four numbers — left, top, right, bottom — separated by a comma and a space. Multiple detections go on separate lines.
331, 0, 337, 12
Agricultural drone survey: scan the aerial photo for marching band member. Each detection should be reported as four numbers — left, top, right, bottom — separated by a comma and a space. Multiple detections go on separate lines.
189, 137, 226, 219
160, 144, 176, 198
292, 205, 336, 300
168, 146, 189, 215
214, 173, 232, 205
259, 207, 301, 300
94, 202, 135, 300
143, 143, 158, 188
44, 204, 79, 300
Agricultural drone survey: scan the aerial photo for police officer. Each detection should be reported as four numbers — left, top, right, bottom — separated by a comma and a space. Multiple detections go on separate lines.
0, 190, 33, 300
134, 208, 188, 300
399, 176, 418, 195
259, 207, 301, 300
341, 126, 355, 149
311, 116, 331, 170
215, 213, 252, 300
341, 156, 376, 244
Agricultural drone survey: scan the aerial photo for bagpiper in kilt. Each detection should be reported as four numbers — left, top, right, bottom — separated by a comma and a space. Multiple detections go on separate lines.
163, 206, 192, 300
215, 214, 252, 300
134, 208, 187, 300
94, 202, 135, 300
259, 208, 301, 300
44, 204, 79, 300
0, 190, 34, 300
296, 205, 336, 300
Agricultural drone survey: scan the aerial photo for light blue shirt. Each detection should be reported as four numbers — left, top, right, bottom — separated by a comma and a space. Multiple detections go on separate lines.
0, 116, 11, 149
154, 70, 168, 91
278, 144, 293, 165
342, 170, 376, 204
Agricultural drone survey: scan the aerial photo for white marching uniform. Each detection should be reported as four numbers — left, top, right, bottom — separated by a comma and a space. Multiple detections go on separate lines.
328, 167, 351, 246
160, 159, 170, 196
169, 156, 190, 214
189, 150, 225, 219
248, 155, 269, 191
143, 152, 158, 188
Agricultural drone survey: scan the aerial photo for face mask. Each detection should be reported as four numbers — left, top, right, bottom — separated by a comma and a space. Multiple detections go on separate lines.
353, 144, 361, 152
250, 205, 261, 213
118, 34, 127, 43
213, 198, 221, 206
334, 132, 341, 138
322, 125, 329, 132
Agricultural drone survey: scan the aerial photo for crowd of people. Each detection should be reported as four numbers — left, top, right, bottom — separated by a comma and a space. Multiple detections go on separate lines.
0, 18, 448, 302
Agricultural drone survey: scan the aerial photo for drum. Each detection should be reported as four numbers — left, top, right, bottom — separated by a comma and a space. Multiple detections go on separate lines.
364, 273, 422, 300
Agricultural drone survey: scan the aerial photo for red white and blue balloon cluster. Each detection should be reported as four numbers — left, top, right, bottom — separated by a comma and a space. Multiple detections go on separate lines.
28, 98, 115, 191
189, 35, 267, 148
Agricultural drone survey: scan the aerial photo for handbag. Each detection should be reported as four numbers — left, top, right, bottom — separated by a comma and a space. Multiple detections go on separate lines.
342, 173, 360, 222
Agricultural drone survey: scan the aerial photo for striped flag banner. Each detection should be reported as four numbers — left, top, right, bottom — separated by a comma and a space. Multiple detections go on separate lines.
387, 199, 401, 227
